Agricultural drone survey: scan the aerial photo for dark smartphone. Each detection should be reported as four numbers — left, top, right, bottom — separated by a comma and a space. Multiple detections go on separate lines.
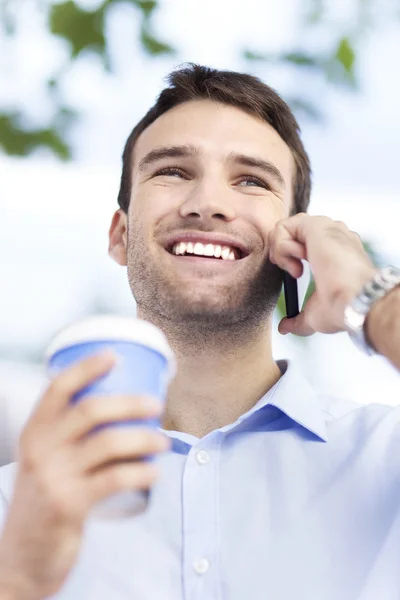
283, 271, 299, 318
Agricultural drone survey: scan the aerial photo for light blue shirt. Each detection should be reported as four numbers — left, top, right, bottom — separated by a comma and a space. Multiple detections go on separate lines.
1, 359, 400, 600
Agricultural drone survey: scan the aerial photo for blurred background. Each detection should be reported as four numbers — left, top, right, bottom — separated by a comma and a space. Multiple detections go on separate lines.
1, 0, 400, 465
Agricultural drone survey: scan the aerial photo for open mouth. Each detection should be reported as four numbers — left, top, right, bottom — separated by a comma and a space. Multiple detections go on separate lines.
166, 244, 246, 261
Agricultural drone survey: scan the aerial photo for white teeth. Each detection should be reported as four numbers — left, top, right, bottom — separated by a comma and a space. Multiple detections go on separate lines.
171, 241, 239, 259
214, 245, 222, 258
193, 242, 205, 255
221, 247, 231, 260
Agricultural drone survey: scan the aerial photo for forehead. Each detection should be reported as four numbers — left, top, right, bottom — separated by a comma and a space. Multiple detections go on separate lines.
132, 99, 294, 181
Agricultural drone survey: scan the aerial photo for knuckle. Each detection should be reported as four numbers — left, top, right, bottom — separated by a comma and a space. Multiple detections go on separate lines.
75, 398, 102, 425
106, 465, 131, 490
48, 375, 71, 399
333, 219, 348, 230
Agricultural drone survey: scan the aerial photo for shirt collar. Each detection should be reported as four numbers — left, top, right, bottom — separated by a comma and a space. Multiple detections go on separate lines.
163, 359, 329, 445
247, 359, 329, 442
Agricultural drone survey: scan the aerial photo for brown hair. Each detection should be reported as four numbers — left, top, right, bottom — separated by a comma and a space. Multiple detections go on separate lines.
117, 63, 311, 215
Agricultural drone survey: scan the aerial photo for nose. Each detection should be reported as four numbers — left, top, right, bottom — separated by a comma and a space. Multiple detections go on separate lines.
178, 177, 236, 224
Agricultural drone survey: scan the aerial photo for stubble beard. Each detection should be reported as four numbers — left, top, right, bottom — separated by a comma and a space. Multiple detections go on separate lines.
126, 224, 284, 347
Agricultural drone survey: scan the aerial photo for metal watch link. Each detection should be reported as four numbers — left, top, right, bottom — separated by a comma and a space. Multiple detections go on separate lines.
343, 265, 400, 356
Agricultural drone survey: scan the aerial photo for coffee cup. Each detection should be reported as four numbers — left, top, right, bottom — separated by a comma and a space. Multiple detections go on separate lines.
45, 315, 176, 518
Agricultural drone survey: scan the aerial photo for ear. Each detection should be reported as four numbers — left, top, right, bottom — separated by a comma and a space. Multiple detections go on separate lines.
108, 209, 128, 266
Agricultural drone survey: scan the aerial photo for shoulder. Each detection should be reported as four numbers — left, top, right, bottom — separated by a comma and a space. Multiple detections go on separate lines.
319, 391, 400, 427
318, 392, 400, 455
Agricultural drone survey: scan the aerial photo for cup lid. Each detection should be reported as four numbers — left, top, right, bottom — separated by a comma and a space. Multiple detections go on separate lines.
45, 315, 176, 379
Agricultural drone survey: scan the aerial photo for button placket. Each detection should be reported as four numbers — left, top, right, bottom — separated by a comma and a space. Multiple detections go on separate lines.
182, 436, 222, 599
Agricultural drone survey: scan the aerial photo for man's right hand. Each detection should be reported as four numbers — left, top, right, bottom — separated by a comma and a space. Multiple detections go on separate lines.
0, 352, 170, 600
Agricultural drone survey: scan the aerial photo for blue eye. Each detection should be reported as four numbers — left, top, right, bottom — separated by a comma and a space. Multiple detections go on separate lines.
239, 176, 268, 189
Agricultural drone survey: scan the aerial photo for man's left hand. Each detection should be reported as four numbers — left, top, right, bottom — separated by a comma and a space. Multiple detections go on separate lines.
268, 213, 378, 337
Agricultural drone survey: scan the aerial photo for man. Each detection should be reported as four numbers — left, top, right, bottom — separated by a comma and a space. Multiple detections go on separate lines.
0, 64, 399, 600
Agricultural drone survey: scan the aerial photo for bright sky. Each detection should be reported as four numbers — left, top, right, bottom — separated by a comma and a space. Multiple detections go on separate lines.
0, 0, 399, 428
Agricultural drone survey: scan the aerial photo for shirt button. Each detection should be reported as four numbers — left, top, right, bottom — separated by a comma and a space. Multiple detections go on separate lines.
195, 450, 210, 465
193, 558, 210, 575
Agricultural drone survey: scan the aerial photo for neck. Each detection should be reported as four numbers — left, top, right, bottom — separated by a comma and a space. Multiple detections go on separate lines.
136, 308, 282, 438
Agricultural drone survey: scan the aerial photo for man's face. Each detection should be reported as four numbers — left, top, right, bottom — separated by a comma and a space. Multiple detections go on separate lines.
111, 99, 295, 331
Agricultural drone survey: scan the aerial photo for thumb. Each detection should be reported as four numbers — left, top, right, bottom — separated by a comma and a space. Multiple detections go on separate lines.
278, 313, 315, 337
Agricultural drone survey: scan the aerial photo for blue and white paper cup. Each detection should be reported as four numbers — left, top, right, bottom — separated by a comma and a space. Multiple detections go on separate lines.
45, 315, 176, 519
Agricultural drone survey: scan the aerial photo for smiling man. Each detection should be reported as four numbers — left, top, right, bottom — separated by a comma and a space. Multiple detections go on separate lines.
108, 92, 299, 438
0, 64, 399, 600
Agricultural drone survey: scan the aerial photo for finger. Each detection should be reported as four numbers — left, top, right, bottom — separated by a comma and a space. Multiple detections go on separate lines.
31, 351, 118, 423
78, 427, 171, 473
270, 236, 306, 277
88, 462, 160, 504
270, 239, 306, 265
60, 394, 164, 443
278, 313, 315, 337
284, 255, 304, 279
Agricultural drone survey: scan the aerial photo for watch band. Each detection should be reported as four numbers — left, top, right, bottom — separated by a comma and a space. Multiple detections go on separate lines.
343, 265, 400, 356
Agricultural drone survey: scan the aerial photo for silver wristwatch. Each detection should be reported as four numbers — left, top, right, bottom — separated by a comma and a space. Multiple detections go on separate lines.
343, 265, 400, 355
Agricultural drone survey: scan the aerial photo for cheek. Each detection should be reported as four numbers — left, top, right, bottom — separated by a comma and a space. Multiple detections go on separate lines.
247, 196, 286, 229
128, 188, 169, 251
132, 184, 176, 222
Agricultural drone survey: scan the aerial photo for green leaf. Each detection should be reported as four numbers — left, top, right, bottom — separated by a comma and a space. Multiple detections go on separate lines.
106, 0, 158, 18
243, 49, 320, 69
136, 0, 158, 18
140, 24, 174, 55
242, 49, 271, 61
49, 1, 106, 59
0, 111, 73, 159
281, 52, 320, 67
335, 37, 355, 73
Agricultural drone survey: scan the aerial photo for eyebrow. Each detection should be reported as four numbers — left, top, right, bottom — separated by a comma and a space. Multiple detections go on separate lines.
138, 145, 200, 172
137, 144, 285, 189
228, 152, 285, 189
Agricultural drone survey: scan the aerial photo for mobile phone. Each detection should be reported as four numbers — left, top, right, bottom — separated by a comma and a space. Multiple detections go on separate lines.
283, 271, 299, 318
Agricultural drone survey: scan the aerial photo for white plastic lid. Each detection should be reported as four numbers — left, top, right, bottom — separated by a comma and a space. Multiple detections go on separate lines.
45, 315, 176, 379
